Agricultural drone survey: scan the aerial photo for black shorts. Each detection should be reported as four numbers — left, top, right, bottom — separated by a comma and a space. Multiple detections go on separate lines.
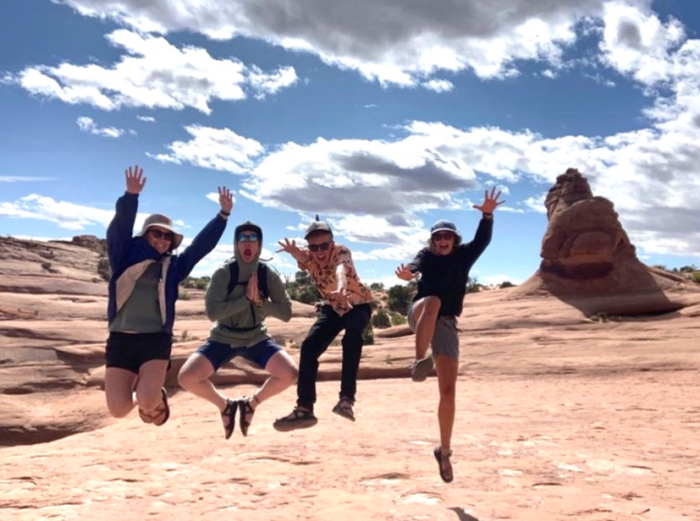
105, 331, 173, 374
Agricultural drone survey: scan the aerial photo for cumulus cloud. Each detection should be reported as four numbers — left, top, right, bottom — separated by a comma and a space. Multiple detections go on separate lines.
8, 29, 298, 113
137, 115, 155, 122
53, 0, 617, 85
77, 116, 131, 138
148, 125, 265, 173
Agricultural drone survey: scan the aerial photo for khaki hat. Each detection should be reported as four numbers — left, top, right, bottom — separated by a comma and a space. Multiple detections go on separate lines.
137, 214, 184, 250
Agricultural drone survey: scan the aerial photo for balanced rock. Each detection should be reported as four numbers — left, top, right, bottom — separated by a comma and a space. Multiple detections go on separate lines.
512, 168, 700, 315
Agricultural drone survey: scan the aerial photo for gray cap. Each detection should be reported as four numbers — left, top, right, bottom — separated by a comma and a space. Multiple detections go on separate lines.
430, 220, 461, 241
304, 215, 333, 240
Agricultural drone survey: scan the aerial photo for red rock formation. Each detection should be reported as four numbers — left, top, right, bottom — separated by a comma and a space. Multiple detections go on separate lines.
513, 168, 700, 315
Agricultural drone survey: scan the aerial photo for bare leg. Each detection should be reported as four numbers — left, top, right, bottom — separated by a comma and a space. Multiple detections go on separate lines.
253, 350, 299, 407
178, 353, 226, 412
413, 296, 441, 360
434, 353, 458, 452
135, 359, 170, 423
105, 367, 138, 418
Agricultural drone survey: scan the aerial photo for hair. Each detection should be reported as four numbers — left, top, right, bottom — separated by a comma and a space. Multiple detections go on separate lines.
427, 233, 462, 254
306, 230, 333, 242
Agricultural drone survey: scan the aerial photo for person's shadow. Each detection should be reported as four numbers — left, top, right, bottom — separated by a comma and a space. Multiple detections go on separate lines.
448, 507, 481, 521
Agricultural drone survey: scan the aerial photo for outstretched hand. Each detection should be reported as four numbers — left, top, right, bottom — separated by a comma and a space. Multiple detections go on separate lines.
395, 263, 418, 282
472, 187, 506, 213
218, 186, 233, 213
276, 238, 305, 261
125, 165, 146, 194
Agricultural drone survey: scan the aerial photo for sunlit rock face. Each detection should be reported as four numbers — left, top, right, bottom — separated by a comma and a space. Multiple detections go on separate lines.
507, 167, 700, 316
540, 168, 638, 281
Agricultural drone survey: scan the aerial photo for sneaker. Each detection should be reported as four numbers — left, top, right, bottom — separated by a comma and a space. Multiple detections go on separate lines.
434, 446, 454, 483
273, 407, 318, 432
410, 356, 434, 382
332, 397, 355, 422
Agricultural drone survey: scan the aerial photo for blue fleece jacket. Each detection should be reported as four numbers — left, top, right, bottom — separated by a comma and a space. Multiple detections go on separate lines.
106, 192, 227, 333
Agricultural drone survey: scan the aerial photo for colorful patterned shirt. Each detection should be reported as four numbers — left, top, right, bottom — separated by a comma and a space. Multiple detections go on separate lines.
298, 244, 373, 316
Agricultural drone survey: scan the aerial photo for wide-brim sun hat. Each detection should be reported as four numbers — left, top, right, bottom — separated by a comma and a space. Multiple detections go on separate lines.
137, 213, 184, 250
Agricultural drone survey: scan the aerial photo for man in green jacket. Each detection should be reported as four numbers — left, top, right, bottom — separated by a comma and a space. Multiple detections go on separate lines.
178, 221, 298, 439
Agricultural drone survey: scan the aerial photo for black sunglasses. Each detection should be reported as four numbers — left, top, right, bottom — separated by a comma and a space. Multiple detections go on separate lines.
432, 232, 455, 241
237, 232, 259, 243
149, 229, 174, 241
308, 241, 331, 252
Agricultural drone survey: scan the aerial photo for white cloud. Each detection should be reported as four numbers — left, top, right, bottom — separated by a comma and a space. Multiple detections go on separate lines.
54, 0, 615, 86
77, 116, 130, 138
137, 115, 156, 122
422, 79, 454, 93
0, 195, 117, 230
0, 176, 54, 182
8, 29, 297, 114
148, 125, 265, 174
0, 194, 187, 232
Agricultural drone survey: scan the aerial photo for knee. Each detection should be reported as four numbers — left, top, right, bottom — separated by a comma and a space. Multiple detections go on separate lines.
177, 367, 199, 390
106, 400, 132, 419
425, 297, 441, 315
439, 384, 456, 400
286, 365, 299, 385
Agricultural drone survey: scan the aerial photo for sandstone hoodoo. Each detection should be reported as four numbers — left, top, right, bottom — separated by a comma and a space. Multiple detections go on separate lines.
513, 168, 700, 315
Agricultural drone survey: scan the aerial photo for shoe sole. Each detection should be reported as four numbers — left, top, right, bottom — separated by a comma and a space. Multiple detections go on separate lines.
273, 417, 319, 432
411, 357, 434, 382
332, 407, 355, 422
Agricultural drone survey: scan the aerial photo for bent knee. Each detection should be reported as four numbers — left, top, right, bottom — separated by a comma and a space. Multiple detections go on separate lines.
424, 296, 441, 313
177, 369, 199, 390
106, 401, 133, 419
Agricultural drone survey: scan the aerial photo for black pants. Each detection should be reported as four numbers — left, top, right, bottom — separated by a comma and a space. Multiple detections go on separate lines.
297, 303, 372, 410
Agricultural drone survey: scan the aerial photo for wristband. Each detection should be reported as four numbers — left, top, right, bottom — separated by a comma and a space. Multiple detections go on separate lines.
219, 210, 231, 216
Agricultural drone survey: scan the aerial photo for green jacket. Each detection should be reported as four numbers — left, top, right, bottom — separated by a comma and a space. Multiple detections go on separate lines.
205, 255, 292, 347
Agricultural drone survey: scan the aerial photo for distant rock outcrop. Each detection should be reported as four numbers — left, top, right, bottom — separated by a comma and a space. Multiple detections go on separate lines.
512, 168, 700, 315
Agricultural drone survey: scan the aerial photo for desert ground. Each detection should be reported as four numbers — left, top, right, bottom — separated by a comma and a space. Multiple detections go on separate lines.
1, 236, 700, 521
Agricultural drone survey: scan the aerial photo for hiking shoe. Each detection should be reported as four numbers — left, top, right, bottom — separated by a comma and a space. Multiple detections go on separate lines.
332, 397, 355, 422
410, 356, 434, 382
273, 407, 318, 432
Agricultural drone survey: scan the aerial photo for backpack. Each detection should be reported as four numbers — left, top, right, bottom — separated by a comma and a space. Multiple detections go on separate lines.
226, 260, 269, 299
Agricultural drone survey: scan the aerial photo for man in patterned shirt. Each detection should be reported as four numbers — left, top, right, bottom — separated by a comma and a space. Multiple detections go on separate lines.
273, 217, 374, 430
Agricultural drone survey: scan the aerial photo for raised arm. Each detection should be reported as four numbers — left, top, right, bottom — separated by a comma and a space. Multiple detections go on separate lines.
174, 186, 232, 282
464, 187, 505, 259
107, 165, 145, 270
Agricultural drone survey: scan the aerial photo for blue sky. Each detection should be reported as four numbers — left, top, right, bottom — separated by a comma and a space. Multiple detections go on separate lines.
1, 0, 699, 286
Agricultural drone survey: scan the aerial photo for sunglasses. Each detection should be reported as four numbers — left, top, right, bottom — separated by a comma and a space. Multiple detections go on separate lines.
149, 229, 174, 241
308, 241, 331, 252
237, 232, 259, 243
432, 232, 455, 241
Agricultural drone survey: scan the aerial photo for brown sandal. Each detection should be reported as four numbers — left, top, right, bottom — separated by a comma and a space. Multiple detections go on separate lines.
221, 398, 238, 440
139, 388, 170, 426
434, 446, 454, 483
238, 395, 260, 437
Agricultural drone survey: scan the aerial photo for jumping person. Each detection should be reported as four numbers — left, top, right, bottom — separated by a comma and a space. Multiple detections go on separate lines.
395, 187, 504, 482
105, 164, 231, 426
178, 221, 298, 439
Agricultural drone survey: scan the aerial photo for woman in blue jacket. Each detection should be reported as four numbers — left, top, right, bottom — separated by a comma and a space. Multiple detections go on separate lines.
105, 165, 232, 426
